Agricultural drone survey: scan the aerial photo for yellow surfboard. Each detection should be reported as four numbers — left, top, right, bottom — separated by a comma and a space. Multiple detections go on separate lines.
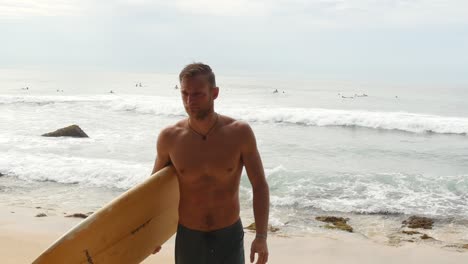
33, 166, 179, 264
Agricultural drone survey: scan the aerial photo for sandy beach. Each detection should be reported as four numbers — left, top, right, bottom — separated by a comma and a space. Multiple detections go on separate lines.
1, 205, 466, 264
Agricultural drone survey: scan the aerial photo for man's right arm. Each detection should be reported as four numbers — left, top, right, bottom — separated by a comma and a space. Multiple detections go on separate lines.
151, 127, 172, 255
151, 127, 172, 175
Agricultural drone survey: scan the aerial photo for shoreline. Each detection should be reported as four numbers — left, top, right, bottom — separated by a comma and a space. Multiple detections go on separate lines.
1, 204, 467, 264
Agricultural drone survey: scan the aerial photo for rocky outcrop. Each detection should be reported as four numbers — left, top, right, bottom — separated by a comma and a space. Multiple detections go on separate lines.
42, 125, 89, 138
35, 213, 47, 217
316, 216, 353, 233
402, 216, 434, 229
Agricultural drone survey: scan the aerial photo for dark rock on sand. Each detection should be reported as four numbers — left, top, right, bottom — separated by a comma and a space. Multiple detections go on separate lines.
36, 213, 47, 217
42, 125, 89, 138
316, 216, 353, 233
420, 234, 433, 240
35, 206, 41, 209
463, 244, 468, 249
402, 216, 434, 229
245, 222, 280, 233
0, 172, 4, 177
65, 213, 89, 219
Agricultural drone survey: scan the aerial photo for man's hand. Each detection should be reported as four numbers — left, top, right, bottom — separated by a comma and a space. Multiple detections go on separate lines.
152, 246, 162, 254
250, 238, 268, 263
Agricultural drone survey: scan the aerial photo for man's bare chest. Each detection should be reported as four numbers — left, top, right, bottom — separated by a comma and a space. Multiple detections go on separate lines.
169, 134, 242, 178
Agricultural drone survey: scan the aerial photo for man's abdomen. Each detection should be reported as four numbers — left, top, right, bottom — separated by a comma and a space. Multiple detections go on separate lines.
178, 195, 241, 231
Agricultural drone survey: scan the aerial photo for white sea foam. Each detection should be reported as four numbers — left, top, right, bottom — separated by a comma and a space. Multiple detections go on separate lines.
264, 165, 468, 218
2, 95, 467, 135
0, 152, 150, 189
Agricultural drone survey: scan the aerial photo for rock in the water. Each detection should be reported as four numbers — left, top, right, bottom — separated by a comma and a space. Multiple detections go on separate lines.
36, 213, 47, 217
244, 222, 280, 233
316, 216, 353, 233
402, 216, 434, 229
65, 213, 88, 219
0, 172, 4, 177
42, 125, 89, 138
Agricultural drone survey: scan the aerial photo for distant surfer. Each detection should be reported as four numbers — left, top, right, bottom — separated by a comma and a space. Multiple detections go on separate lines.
151, 63, 270, 264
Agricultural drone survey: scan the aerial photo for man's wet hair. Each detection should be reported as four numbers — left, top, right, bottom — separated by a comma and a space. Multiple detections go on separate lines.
179, 63, 216, 88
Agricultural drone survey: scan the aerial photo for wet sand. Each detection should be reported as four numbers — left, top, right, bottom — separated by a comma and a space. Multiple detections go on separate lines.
1, 205, 467, 264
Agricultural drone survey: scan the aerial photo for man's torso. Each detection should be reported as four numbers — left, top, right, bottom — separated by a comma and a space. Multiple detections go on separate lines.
166, 115, 244, 231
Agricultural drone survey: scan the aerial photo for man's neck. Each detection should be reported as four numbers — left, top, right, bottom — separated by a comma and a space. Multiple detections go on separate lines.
189, 112, 218, 134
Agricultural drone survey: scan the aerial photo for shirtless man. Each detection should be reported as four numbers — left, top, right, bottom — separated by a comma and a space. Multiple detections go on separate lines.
151, 63, 270, 264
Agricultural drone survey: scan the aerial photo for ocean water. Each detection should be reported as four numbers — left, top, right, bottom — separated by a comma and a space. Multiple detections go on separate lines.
1, 69, 467, 245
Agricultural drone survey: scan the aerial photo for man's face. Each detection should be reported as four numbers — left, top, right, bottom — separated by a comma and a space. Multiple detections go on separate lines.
181, 75, 219, 120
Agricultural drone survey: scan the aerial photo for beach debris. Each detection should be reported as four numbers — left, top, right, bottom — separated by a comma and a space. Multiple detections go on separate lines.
42, 125, 89, 138
402, 216, 434, 229
420, 234, 433, 240
444, 244, 468, 250
244, 222, 280, 233
401, 230, 421, 235
355, 94, 368, 97
354, 210, 403, 216
36, 213, 47, 217
65, 213, 89, 219
315, 216, 353, 233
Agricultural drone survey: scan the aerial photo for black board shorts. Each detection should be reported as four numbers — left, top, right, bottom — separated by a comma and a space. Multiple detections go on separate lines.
175, 218, 245, 264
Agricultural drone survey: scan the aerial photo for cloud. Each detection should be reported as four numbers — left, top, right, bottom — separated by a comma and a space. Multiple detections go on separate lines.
1, 0, 467, 28
0, 0, 83, 19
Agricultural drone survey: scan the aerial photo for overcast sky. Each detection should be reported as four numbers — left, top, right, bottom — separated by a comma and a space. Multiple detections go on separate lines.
1, 0, 467, 83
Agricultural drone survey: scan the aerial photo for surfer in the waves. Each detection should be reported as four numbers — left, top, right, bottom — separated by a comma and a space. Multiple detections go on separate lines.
151, 63, 270, 264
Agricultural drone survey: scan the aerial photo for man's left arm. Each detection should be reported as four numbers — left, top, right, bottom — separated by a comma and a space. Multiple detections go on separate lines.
240, 122, 270, 264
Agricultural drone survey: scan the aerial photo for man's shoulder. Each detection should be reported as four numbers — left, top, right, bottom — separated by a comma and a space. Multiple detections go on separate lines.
158, 119, 187, 139
221, 115, 253, 136
221, 115, 247, 128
